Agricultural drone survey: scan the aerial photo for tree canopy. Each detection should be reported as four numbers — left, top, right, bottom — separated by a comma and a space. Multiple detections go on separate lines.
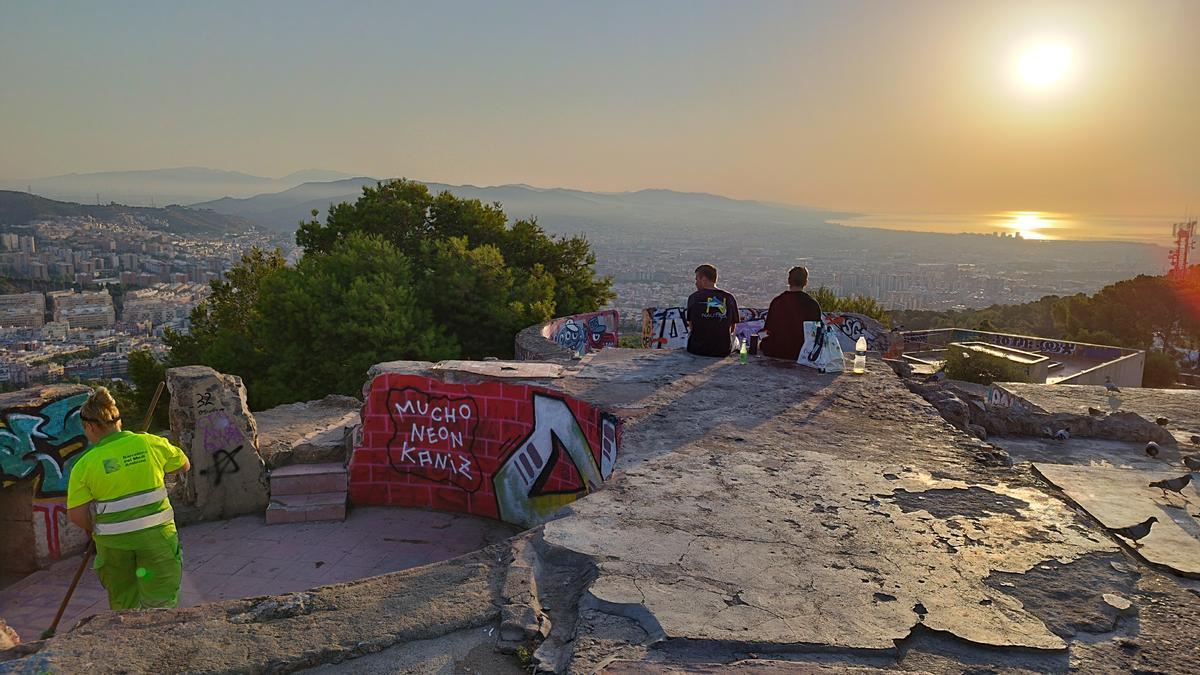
168, 180, 613, 409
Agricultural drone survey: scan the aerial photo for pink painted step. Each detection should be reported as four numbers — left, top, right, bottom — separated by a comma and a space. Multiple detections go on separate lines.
266, 492, 347, 525
270, 462, 347, 496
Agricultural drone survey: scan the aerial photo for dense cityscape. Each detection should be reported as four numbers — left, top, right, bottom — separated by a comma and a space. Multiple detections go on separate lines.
0, 214, 290, 388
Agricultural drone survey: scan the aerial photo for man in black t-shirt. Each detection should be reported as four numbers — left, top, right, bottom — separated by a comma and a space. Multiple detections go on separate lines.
761, 266, 823, 360
686, 264, 740, 357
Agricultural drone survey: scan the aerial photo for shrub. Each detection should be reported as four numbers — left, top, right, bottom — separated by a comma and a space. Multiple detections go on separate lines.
1142, 351, 1179, 388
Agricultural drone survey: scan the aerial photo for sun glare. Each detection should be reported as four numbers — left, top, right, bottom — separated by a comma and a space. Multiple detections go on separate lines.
1006, 212, 1051, 240
1014, 41, 1073, 91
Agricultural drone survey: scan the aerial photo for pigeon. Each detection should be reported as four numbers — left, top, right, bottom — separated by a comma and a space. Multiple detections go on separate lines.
1087, 407, 1105, 416
1149, 473, 1193, 495
1191, 434, 1200, 446
923, 368, 946, 384
1104, 377, 1121, 394
1109, 516, 1158, 546
1145, 441, 1160, 458
1054, 429, 1070, 441
1184, 455, 1200, 472
1156, 417, 1170, 427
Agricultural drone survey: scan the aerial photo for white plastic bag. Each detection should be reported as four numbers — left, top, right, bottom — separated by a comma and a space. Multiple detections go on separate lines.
798, 321, 844, 373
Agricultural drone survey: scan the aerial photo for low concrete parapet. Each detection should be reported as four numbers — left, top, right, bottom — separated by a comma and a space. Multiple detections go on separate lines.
515, 309, 620, 362
0, 384, 91, 573
348, 360, 620, 528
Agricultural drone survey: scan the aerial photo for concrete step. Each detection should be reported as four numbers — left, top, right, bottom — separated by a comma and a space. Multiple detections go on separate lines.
265, 491, 347, 525
269, 462, 347, 496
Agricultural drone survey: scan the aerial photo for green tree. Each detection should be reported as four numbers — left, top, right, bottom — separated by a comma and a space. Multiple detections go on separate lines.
252, 234, 457, 408
166, 247, 287, 382
1142, 352, 1179, 388
810, 287, 890, 325
127, 349, 170, 431
296, 179, 613, 319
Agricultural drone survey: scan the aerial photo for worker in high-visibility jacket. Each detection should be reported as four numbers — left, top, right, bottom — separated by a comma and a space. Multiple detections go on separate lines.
66, 387, 191, 610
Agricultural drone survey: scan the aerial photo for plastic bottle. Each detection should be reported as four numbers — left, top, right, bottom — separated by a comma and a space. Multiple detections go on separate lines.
853, 336, 867, 374
739, 339, 748, 364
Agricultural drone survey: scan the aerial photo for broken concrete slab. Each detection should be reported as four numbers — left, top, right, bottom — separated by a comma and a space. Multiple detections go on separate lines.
1034, 463, 1200, 577
996, 383, 1200, 435
167, 366, 268, 522
255, 395, 360, 468
433, 360, 563, 379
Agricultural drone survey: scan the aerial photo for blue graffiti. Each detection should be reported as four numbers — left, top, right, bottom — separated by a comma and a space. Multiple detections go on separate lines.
0, 393, 88, 497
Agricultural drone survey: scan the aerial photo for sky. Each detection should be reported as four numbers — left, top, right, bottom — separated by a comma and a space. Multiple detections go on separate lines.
1, 0, 1197, 217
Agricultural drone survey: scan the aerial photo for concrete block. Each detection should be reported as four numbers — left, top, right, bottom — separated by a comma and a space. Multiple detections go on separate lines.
266, 491, 347, 525
270, 463, 347, 496
168, 366, 268, 521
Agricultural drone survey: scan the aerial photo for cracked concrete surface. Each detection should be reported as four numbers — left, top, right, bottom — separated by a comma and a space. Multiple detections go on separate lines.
5, 349, 1199, 673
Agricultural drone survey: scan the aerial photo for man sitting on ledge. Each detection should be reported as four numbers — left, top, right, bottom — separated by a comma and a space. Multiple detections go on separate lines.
686, 264, 740, 357
761, 265, 823, 360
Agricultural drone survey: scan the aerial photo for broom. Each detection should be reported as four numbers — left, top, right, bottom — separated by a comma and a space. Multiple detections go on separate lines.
41, 381, 167, 640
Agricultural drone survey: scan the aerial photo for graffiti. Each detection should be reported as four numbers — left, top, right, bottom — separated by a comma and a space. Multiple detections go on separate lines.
988, 334, 1077, 356
32, 500, 67, 560
642, 307, 690, 349
200, 445, 243, 486
385, 387, 482, 492
493, 394, 606, 525
642, 307, 889, 353
350, 374, 621, 528
197, 410, 245, 454
196, 391, 215, 412
545, 310, 619, 356
0, 392, 88, 498
195, 409, 246, 485
986, 385, 1031, 414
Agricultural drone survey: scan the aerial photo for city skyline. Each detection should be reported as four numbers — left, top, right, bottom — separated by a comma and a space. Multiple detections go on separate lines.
2, 1, 1197, 222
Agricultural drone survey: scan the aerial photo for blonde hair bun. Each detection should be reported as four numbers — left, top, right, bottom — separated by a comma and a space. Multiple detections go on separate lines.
82, 386, 122, 426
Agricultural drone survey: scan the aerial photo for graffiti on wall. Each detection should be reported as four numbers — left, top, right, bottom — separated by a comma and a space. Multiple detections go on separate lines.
642, 307, 890, 353
194, 394, 246, 487
0, 393, 88, 498
544, 310, 619, 356
350, 374, 620, 528
986, 385, 1031, 414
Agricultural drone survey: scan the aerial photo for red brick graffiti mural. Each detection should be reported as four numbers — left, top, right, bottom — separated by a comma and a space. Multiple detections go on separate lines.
349, 374, 620, 528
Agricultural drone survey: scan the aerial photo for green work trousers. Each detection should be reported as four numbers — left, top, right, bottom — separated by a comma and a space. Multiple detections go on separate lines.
93, 531, 183, 610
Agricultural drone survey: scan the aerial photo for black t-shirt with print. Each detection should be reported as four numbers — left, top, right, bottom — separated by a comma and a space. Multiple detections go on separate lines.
686, 288, 739, 357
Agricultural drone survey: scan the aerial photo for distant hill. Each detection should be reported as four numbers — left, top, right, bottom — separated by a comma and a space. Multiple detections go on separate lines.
0, 190, 263, 237
0, 167, 358, 207
192, 178, 852, 234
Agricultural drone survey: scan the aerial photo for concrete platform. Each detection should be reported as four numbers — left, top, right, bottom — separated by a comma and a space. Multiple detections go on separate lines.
995, 382, 1200, 436
0, 507, 517, 645
6, 351, 1200, 674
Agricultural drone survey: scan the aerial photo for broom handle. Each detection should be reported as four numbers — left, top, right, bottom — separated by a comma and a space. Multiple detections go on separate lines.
139, 381, 166, 433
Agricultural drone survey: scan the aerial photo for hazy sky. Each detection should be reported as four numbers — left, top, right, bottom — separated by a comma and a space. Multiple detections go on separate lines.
1, 0, 1196, 216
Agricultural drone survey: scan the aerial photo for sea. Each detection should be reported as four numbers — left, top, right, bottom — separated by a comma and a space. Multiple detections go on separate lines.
832, 212, 1188, 247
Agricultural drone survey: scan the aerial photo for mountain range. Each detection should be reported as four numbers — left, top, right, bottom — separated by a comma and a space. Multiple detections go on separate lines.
192, 177, 851, 234
0, 167, 357, 208
0, 190, 262, 237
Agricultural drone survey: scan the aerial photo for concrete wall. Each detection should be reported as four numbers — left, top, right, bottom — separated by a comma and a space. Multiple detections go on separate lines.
642, 306, 893, 352
1060, 350, 1146, 388
349, 371, 620, 529
902, 328, 1144, 387
515, 310, 620, 361
0, 385, 92, 570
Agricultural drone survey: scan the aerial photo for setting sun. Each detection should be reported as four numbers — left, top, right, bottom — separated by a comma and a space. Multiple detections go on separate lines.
1014, 41, 1074, 90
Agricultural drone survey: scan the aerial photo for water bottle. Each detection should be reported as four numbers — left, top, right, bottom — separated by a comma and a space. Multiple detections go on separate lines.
853, 336, 867, 374
739, 339, 748, 364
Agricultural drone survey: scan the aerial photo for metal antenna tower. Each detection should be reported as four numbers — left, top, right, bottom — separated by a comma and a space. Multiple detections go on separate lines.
1168, 219, 1196, 278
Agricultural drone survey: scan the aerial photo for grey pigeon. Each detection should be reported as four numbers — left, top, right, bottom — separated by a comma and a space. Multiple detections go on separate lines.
1109, 516, 1157, 546
1184, 455, 1200, 472
923, 368, 946, 384
1105, 377, 1121, 393
1150, 473, 1193, 495
1145, 441, 1160, 458
1156, 417, 1169, 427
1054, 429, 1070, 441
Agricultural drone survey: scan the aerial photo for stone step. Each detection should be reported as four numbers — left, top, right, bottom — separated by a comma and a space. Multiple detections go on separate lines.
265, 491, 347, 525
269, 462, 347, 496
